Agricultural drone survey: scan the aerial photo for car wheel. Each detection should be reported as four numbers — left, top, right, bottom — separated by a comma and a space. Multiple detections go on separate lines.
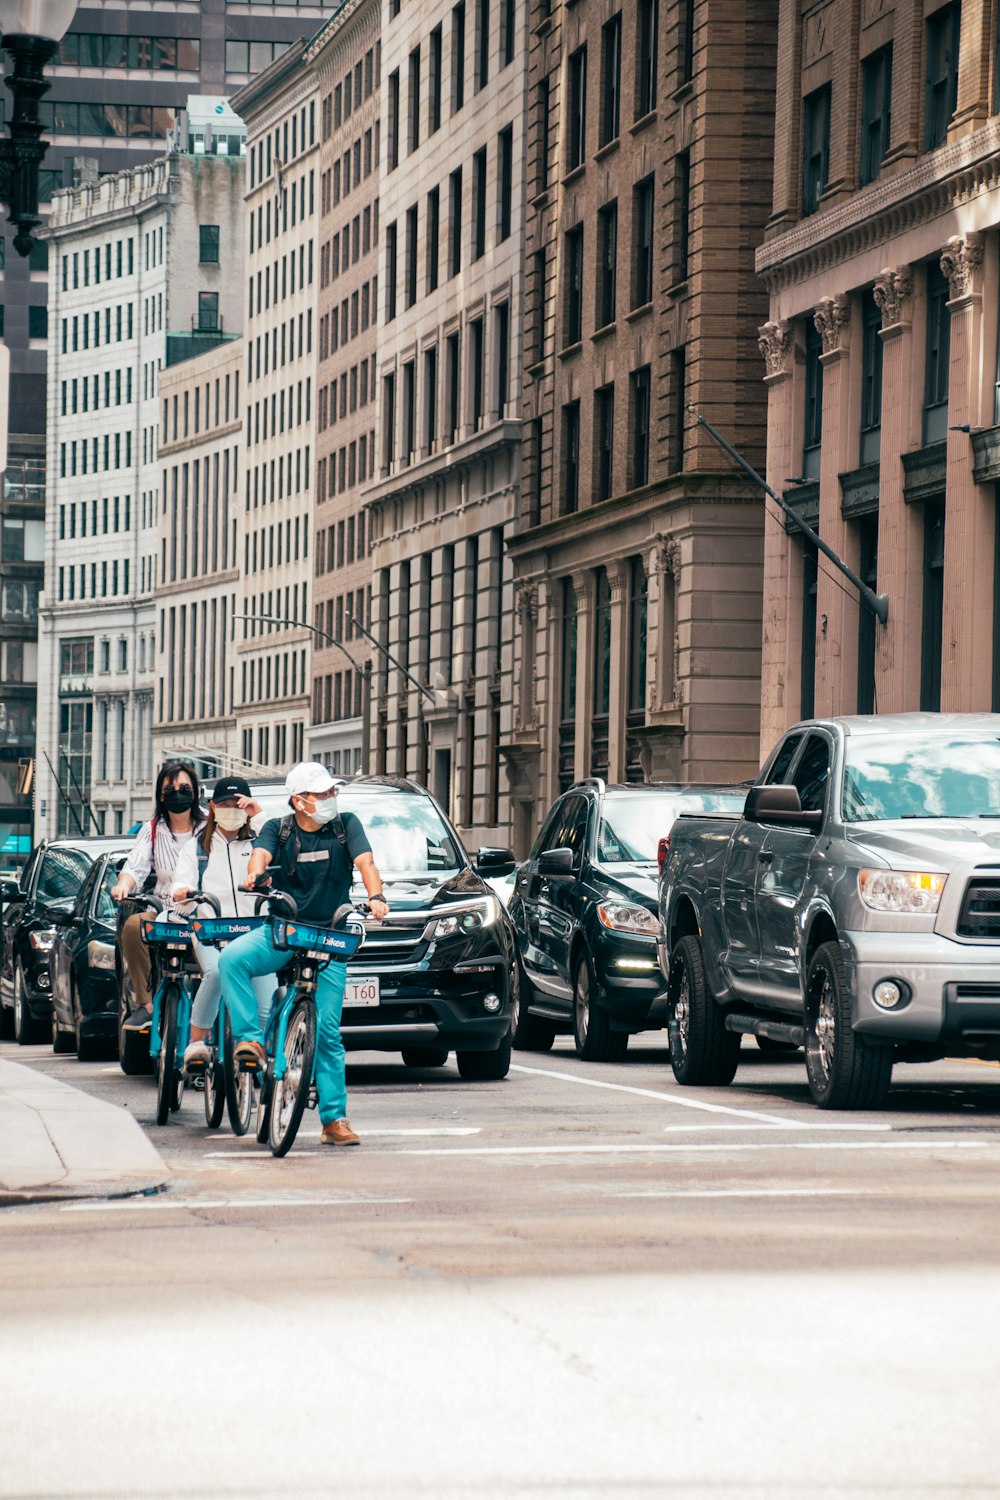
510, 957, 556, 1053
572, 952, 627, 1062
804, 940, 892, 1110
666, 934, 740, 1086
0, 989, 13, 1040
118, 972, 152, 1076
51, 1004, 75, 1054
456, 1030, 512, 1081
401, 1046, 450, 1067
13, 963, 41, 1045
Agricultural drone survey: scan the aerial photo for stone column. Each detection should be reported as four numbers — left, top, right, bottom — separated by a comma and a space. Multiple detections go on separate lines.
571, 571, 595, 783
813, 294, 859, 715
940, 234, 991, 708
758, 318, 800, 747
513, 581, 540, 737
873, 266, 920, 711
605, 559, 631, 782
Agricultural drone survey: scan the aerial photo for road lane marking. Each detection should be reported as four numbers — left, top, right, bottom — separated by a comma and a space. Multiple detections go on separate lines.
61, 1195, 414, 1212
396, 1139, 991, 1157
614, 1187, 879, 1199
509, 1062, 890, 1129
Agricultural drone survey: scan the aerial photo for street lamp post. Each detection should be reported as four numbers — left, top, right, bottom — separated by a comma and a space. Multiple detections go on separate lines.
234, 611, 373, 772
0, 1, 79, 256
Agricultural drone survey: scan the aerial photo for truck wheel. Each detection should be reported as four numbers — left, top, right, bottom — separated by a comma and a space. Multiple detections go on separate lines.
804, 941, 892, 1110
573, 953, 627, 1062
667, 935, 740, 1086
510, 958, 556, 1053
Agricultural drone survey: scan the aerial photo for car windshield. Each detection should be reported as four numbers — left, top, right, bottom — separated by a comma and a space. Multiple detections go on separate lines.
336, 790, 464, 877
597, 793, 746, 862
843, 735, 1000, 822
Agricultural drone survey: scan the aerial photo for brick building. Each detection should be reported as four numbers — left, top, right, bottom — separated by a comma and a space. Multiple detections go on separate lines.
505, 0, 777, 851
306, 2, 381, 776
757, 0, 1000, 745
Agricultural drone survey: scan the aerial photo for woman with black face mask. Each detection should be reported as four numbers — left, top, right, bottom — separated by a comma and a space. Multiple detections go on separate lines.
111, 761, 206, 1029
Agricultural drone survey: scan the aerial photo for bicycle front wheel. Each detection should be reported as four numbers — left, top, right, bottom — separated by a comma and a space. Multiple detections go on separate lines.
223, 1009, 254, 1137
269, 998, 316, 1158
155, 984, 180, 1127
204, 1029, 226, 1129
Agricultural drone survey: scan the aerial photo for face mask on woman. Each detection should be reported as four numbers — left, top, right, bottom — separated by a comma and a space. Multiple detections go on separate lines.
214, 807, 247, 833
164, 787, 194, 814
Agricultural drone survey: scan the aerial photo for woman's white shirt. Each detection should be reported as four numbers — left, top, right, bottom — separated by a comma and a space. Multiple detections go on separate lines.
171, 819, 265, 918
122, 818, 203, 901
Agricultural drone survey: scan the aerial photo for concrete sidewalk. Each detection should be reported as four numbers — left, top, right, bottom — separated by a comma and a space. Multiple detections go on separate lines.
0, 1058, 171, 1205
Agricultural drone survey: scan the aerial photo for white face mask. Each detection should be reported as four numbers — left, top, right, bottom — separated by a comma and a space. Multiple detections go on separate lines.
214, 807, 247, 833
300, 796, 338, 825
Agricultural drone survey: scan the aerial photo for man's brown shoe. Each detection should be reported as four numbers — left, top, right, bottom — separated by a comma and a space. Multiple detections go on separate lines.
320, 1118, 360, 1146
233, 1039, 266, 1071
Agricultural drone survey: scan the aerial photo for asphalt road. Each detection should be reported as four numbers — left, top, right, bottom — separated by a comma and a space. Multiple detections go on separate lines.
3, 1033, 1000, 1500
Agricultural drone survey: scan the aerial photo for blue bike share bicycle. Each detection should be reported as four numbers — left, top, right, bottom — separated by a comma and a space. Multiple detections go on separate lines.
140, 891, 222, 1126
237, 890, 366, 1157
188, 910, 267, 1134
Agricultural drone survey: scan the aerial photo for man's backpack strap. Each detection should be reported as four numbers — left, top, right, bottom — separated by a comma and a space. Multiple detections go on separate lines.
277, 814, 300, 875
331, 812, 348, 849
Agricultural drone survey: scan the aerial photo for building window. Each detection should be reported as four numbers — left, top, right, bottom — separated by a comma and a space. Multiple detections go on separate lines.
498, 123, 513, 241
446, 330, 461, 442
449, 166, 463, 275
198, 292, 219, 331
595, 384, 614, 502
28, 305, 47, 339
405, 205, 418, 308
803, 319, 823, 478
921, 498, 945, 710
674, 149, 690, 283
593, 568, 611, 733
800, 548, 817, 720
473, 145, 488, 259
564, 224, 584, 346
388, 69, 400, 168
636, 0, 658, 118
630, 366, 651, 488
923, 260, 950, 444
402, 360, 416, 463
383, 372, 396, 467
670, 346, 686, 472
502, 0, 515, 66
471, 316, 485, 429
475, 0, 490, 89
925, 3, 960, 150
802, 84, 831, 216
495, 301, 510, 417
531, 249, 546, 363
559, 577, 578, 789
452, 1, 466, 112
567, 45, 587, 170
430, 24, 443, 132
536, 78, 550, 194
600, 13, 622, 147
860, 293, 883, 464
633, 176, 654, 308
427, 186, 440, 291
860, 45, 892, 186
199, 224, 220, 263
562, 401, 580, 514
627, 555, 647, 714
386, 221, 398, 319
408, 47, 421, 152
597, 200, 617, 328
424, 344, 438, 449
857, 517, 878, 714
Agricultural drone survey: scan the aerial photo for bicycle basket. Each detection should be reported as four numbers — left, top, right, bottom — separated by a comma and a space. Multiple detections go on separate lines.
271, 918, 364, 958
191, 917, 265, 943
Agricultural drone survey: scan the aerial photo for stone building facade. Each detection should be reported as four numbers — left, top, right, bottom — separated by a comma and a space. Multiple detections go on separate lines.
362, 0, 527, 843
37, 146, 244, 837
757, 0, 1000, 745
306, 3, 381, 776
153, 339, 243, 778
231, 48, 320, 775
506, 0, 777, 851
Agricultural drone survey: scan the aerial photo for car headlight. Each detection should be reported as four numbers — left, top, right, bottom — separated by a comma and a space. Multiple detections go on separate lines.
430, 896, 501, 939
87, 940, 117, 971
596, 902, 659, 935
858, 869, 946, 914
29, 928, 57, 952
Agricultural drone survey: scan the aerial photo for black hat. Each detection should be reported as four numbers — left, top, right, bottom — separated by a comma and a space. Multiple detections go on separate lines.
212, 774, 252, 802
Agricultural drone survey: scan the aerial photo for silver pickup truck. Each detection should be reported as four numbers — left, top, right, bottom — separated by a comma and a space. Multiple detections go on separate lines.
658, 713, 1000, 1109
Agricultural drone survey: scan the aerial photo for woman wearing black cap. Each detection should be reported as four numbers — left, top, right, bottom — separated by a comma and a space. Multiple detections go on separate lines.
171, 775, 273, 1071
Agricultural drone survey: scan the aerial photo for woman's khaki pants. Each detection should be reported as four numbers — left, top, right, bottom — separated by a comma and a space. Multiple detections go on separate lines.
120, 911, 153, 1011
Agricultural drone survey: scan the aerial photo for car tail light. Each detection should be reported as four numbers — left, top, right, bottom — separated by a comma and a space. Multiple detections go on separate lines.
657, 836, 670, 875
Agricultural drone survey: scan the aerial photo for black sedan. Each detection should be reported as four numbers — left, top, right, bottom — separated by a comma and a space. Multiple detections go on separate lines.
50, 847, 130, 1060
509, 779, 747, 1062
1, 836, 124, 1044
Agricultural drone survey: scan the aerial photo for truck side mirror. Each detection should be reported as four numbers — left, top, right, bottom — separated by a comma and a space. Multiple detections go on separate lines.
744, 784, 823, 832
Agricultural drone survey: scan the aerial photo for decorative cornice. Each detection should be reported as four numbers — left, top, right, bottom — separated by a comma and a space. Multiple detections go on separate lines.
872, 265, 913, 329
940, 233, 985, 299
758, 319, 795, 378
813, 295, 851, 355
756, 118, 1000, 293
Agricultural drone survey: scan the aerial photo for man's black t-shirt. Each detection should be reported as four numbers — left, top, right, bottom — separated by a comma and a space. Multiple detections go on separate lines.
254, 812, 372, 924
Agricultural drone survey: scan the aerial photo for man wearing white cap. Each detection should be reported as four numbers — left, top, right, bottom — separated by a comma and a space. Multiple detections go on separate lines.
218, 762, 389, 1146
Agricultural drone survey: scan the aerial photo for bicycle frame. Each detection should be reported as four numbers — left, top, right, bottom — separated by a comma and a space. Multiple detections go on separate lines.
141, 918, 196, 1063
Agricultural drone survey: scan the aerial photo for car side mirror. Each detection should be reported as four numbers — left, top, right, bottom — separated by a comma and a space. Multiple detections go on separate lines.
476, 847, 516, 876
537, 847, 575, 878
0, 878, 21, 904
744, 784, 823, 832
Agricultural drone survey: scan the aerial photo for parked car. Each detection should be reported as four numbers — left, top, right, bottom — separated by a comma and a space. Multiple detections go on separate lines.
50, 846, 130, 1059
508, 779, 748, 1061
264, 775, 518, 1079
659, 712, 1000, 1110
1, 836, 122, 1044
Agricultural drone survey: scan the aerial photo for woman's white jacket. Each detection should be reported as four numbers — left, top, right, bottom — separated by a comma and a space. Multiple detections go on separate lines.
170, 820, 265, 918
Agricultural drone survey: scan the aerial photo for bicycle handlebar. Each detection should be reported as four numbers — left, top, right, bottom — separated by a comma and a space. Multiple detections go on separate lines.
247, 888, 298, 919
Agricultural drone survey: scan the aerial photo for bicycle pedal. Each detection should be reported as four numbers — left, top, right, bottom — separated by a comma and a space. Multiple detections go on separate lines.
307, 1088, 318, 1110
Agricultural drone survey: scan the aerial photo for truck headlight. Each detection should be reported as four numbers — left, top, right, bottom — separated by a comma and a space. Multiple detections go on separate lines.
596, 902, 658, 935
430, 896, 501, 939
858, 869, 946, 914
29, 928, 57, 952
87, 941, 117, 971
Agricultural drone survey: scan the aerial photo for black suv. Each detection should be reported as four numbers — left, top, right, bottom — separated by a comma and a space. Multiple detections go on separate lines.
1, 837, 121, 1044
509, 780, 747, 1062
305, 777, 517, 1080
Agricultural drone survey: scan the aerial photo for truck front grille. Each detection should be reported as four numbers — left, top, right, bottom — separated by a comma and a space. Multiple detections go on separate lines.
957, 878, 1000, 939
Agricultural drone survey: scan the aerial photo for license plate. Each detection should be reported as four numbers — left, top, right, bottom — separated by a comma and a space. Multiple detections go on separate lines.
343, 975, 380, 1007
